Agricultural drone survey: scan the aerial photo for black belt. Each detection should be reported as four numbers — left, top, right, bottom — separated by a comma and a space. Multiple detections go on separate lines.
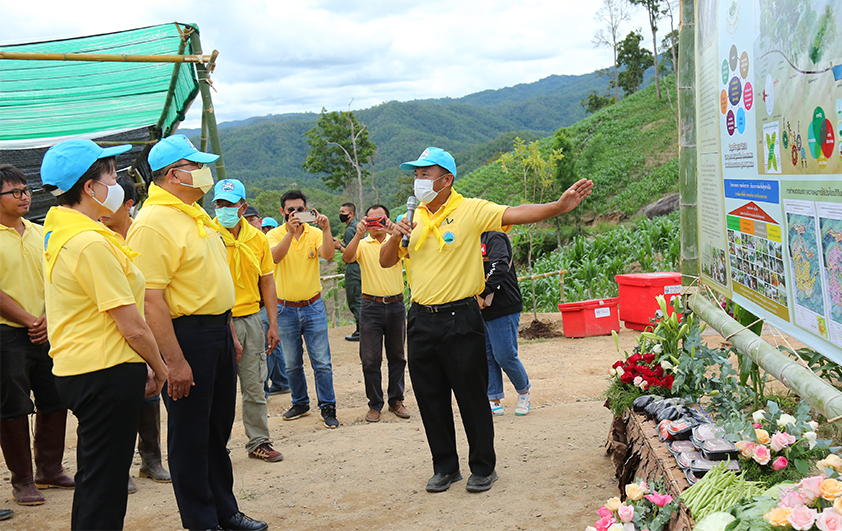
362, 293, 404, 304
278, 293, 321, 307
173, 310, 232, 325
413, 297, 474, 313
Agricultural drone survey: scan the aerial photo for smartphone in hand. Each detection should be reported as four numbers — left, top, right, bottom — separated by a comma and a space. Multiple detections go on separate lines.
364, 216, 387, 230
293, 210, 318, 223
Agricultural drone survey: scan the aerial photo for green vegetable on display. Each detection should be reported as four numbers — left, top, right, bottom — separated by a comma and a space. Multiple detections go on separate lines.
681, 462, 765, 521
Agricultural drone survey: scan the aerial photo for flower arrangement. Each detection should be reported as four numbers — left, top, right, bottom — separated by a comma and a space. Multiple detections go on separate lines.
610, 351, 675, 392
586, 480, 678, 531
762, 475, 842, 530
733, 400, 828, 479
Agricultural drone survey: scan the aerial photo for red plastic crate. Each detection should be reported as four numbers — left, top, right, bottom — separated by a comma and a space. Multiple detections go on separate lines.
615, 272, 682, 331
557, 297, 620, 338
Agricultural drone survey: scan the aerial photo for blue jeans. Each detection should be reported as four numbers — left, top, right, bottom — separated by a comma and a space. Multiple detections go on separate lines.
484, 312, 530, 401
259, 306, 289, 393
276, 298, 335, 409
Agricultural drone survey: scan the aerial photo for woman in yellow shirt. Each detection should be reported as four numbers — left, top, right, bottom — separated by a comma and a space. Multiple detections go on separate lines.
40, 139, 168, 531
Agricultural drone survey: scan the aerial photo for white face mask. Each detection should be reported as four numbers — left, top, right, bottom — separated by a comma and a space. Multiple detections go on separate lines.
175, 165, 214, 194
413, 173, 449, 204
91, 180, 125, 214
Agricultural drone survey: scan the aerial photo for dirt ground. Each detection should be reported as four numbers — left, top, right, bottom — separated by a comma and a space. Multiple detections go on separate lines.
0, 314, 739, 530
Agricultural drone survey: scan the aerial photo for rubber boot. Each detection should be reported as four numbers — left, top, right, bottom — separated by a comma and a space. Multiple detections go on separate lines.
137, 402, 171, 482
33, 409, 75, 489
0, 416, 45, 505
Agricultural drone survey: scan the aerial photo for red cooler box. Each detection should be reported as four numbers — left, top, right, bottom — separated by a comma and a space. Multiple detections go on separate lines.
557, 297, 620, 338
615, 272, 682, 331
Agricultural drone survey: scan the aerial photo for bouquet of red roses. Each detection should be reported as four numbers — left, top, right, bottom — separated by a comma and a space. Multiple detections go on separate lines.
609, 352, 674, 391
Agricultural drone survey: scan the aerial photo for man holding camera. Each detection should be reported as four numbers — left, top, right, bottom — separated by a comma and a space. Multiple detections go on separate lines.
266, 190, 339, 428
342, 205, 409, 423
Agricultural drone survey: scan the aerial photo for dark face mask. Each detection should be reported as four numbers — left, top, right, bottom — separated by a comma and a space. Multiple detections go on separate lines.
339, 213, 350, 223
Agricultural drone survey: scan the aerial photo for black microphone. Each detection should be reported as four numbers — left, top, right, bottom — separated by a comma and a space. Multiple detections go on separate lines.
401, 195, 418, 248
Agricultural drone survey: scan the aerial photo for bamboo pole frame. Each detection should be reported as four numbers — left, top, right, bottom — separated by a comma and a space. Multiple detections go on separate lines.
188, 32, 226, 182
0, 51, 212, 63
678, 0, 698, 287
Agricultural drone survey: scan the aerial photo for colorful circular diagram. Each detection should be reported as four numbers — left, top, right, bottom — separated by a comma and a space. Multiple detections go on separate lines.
783, 130, 789, 149
792, 145, 798, 166
726, 109, 736, 135
737, 107, 746, 134
765, 74, 774, 116
808, 107, 835, 164
740, 51, 749, 78
721, 90, 728, 114
822, 121, 835, 159
744, 82, 753, 110
729, 45, 738, 72
729, 76, 742, 106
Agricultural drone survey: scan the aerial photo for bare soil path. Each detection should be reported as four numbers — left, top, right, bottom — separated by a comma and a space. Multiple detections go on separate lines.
3, 314, 645, 531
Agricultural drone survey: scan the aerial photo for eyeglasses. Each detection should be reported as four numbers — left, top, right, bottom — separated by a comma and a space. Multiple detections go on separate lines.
286, 206, 307, 214
0, 187, 32, 199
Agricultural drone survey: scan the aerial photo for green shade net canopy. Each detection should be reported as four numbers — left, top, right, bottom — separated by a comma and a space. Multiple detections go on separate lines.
0, 23, 201, 149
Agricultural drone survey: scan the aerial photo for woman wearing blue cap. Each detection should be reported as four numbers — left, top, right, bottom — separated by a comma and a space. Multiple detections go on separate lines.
40, 139, 168, 530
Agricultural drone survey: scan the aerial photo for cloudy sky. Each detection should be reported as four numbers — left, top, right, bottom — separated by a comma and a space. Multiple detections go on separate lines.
3, 0, 659, 128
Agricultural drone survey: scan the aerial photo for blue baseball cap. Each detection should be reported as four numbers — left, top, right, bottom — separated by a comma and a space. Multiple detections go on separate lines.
41, 139, 132, 196
261, 217, 279, 228
399, 147, 457, 178
148, 134, 220, 171
212, 179, 246, 204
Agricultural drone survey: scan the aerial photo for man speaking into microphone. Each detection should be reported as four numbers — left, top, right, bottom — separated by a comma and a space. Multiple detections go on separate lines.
380, 147, 593, 494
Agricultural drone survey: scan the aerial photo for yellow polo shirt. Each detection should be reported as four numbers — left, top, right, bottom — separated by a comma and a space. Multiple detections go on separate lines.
218, 217, 274, 317
266, 223, 323, 301
398, 196, 509, 305
44, 221, 145, 376
353, 235, 403, 297
128, 201, 235, 318
0, 219, 45, 327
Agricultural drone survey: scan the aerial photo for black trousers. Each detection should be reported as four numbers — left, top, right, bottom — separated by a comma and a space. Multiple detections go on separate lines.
0, 324, 63, 419
359, 298, 406, 410
164, 316, 238, 530
406, 299, 495, 477
55, 362, 146, 531
345, 262, 362, 322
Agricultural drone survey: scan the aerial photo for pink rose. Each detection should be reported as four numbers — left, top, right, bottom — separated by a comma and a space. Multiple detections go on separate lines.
772, 432, 797, 452
633, 376, 643, 386
773, 456, 789, 472
639, 480, 649, 493
617, 505, 635, 523
737, 440, 758, 458
817, 509, 842, 531
800, 476, 826, 503
595, 516, 616, 531
788, 505, 818, 531
753, 445, 772, 465
597, 506, 613, 518
754, 423, 763, 428
644, 493, 674, 507
780, 488, 807, 508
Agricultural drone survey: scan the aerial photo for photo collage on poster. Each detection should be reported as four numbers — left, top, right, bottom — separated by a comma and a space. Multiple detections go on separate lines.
727, 228, 788, 307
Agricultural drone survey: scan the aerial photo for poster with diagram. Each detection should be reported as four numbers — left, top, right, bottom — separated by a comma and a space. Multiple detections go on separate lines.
696, 0, 842, 361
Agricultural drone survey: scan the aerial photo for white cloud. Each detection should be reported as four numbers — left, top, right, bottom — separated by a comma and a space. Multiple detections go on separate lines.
2, 0, 655, 128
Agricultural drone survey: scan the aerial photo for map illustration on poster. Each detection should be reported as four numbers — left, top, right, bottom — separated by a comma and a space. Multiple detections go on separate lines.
695, 0, 842, 362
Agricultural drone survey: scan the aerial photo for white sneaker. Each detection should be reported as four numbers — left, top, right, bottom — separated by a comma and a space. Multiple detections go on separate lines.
490, 401, 504, 416
515, 393, 530, 416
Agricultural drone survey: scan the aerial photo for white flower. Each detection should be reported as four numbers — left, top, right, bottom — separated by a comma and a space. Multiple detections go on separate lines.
585, 527, 597, 531
778, 414, 797, 428
752, 410, 766, 423
652, 344, 663, 354
616, 367, 624, 377
607, 524, 626, 531
660, 360, 673, 370
608, 368, 617, 377
809, 420, 819, 431
623, 525, 635, 531
804, 431, 818, 449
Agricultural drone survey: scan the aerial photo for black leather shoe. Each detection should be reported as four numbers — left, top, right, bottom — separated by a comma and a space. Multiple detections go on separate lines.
0, 509, 13, 521
425, 470, 462, 493
220, 512, 268, 531
466, 470, 498, 492
188, 527, 222, 531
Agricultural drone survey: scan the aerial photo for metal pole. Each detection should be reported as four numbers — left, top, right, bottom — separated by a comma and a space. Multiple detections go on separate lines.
188, 33, 226, 180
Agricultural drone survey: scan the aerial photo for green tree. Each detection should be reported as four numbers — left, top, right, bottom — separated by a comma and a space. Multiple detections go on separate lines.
660, 29, 678, 74
499, 137, 563, 321
581, 90, 616, 114
593, 0, 631, 102
628, 0, 664, 100
617, 30, 654, 95
303, 108, 376, 209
